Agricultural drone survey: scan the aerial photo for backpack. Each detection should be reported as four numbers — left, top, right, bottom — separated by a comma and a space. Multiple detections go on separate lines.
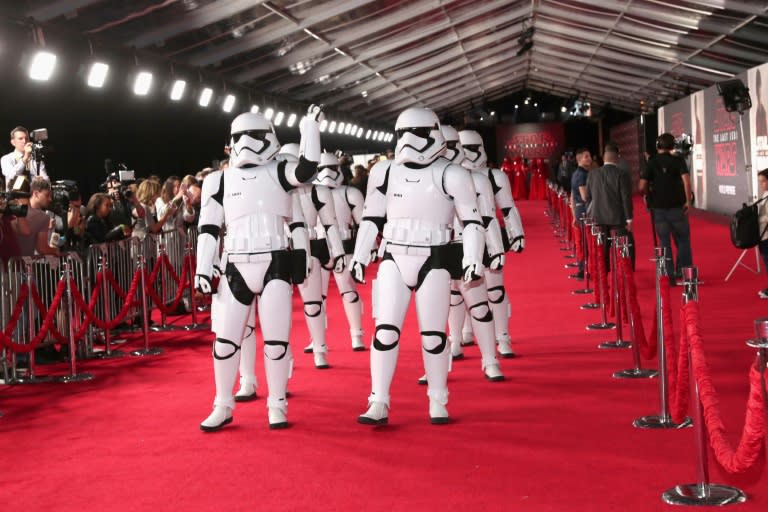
730, 196, 768, 249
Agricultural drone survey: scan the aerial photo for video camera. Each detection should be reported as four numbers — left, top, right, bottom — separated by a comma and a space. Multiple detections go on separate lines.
674, 133, 693, 158
103, 161, 136, 202
0, 190, 29, 217
50, 180, 80, 218
30, 128, 49, 162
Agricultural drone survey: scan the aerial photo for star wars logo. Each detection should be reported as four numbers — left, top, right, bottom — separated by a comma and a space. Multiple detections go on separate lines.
504, 132, 558, 159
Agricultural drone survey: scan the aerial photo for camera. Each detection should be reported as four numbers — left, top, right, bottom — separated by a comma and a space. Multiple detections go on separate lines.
29, 128, 49, 162
103, 165, 136, 201
50, 180, 80, 218
674, 133, 693, 158
0, 191, 29, 217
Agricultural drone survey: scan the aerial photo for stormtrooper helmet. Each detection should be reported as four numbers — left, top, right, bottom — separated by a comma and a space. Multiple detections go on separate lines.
394, 107, 445, 165
229, 112, 280, 167
458, 130, 487, 169
279, 143, 300, 163
440, 125, 464, 164
313, 152, 343, 188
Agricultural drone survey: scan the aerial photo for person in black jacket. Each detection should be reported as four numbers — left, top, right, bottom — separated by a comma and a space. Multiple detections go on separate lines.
85, 193, 132, 244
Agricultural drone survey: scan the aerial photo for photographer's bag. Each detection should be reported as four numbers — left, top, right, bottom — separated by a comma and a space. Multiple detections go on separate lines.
730, 196, 768, 249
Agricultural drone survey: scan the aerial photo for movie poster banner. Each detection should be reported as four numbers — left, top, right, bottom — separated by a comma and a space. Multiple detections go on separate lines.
748, 62, 768, 196
496, 122, 565, 166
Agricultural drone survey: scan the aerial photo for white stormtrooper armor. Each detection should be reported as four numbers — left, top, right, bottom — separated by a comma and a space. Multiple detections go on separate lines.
350, 107, 485, 425
459, 129, 525, 358
281, 148, 346, 368
313, 152, 366, 351
195, 105, 323, 431
440, 125, 505, 381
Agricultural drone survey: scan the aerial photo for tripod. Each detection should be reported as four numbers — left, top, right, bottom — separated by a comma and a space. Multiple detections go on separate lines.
724, 109, 760, 281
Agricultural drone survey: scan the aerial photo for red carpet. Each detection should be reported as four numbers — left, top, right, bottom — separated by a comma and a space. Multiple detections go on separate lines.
1, 199, 766, 511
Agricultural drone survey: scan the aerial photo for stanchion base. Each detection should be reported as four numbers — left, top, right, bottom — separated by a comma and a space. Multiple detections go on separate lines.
580, 303, 600, 309
184, 323, 211, 331
564, 262, 579, 268
92, 349, 127, 359
6, 374, 56, 384
564, 253, 576, 259
662, 484, 746, 506
150, 325, 186, 332
587, 322, 616, 330
572, 288, 593, 295
633, 414, 692, 429
598, 340, 631, 349
613, 368, 658, 379
58, 373, 95, 383
130, 347, 163, 357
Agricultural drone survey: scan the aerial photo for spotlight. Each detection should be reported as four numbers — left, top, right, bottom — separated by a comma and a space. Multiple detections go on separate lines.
287, 113, 297, 127
338, 122, 346, 134
198, 87, 213, 107
372, 131, 379, 140
344, 123, 353, 135
29, 51, 56, 81
356, 127, 364, 138
515, 104, 519, 109
133, 71, 153, 96
378, 132, 385, 141
561, 105, 567, 113
524, 98, 529, 105
170, 80, 187, 101
250, 104, 260, 113
319, 119, 328, 132
365, 129, 372, 139
274, 111, 284, 126
264, 107, 274, 120
716, 79, 752, 113
328, 120, 337, 133
222, 94, 236, 113
86, 62, 109, 88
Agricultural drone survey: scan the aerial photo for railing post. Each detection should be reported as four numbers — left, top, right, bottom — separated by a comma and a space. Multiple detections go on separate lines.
58, 257, 94, 383
598, 229, 630, 348
662, 266, 746, 505
131, 253, 162, 357
587, 228, 616, 330
634, 247, 692, 429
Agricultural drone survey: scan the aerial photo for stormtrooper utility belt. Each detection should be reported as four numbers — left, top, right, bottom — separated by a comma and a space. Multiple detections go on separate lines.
226, 249, 307, 284
383, 243, 462, 280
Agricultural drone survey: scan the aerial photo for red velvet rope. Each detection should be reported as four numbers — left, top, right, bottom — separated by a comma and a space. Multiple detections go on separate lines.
30, 283, 69, 344
3, 283, 29, 339
69, 269, 142, 331
620, 257, 657, 360
144, 256, 190, 314
596, 241, 607, 306
587, 230, 598, 303
103, 268, 127, 301
573, 224, 583, 261
680, 301, 766, 473
0, 279, 67, 353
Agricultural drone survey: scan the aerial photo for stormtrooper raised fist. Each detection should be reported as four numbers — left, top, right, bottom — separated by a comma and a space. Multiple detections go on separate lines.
510, 236, 525, 253
195, 274, 213, 295
332, 255, 346, 274
350, 260, 366, 284
306, 104, 325, 123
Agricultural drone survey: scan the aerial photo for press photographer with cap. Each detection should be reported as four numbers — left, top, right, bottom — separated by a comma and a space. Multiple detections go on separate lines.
1, 126, 49, 190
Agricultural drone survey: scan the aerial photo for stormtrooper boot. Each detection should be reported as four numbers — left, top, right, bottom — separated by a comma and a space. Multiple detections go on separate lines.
351, 331, 366, 351
483, 363, 505, 382
268, 407, 288, 429
234, 376, 258, 402
497, 335, 517, 358
313, 350, 330, 369
303, 342, 313, 353
357, 401, 388, 425
200, 406, 233, 432
450, 336, 464, 360
429, 399, 450, 425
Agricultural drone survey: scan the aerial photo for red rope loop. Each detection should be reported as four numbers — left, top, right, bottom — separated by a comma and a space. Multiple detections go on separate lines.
143, 259, 190, 314
0, 280, 67, 353
620, 257, 657, 360
29, 283, 69, 343
681, 301, 766, 474
103, 268, 127, 301
69, 269, 142, 331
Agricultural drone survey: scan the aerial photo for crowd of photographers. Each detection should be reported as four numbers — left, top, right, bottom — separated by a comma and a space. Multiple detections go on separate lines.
0, 125, 203, 263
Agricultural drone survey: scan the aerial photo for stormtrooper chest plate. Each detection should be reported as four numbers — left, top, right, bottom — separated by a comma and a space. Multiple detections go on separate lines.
386, 165, 453, 222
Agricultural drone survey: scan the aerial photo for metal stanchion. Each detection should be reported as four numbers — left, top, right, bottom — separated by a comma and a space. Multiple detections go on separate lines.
634, 248, 692, 429
151, 241, 184, 332
586, 229, 615, 330
92, 257, 125, 359
662, 267, 746, 506
58, 258, 94, 383
183, 242, 209, 331
573, 216, 594, 295
598, 230, 630, 348
131, 254, 162, 357
12, 260, 54, 384
613, 235, 658, 379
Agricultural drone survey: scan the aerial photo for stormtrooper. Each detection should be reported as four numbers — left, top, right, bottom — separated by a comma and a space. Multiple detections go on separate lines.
195, 105, 323, 431
286, 145, 346, 368
458, 129, 525, 358
438, 125, 505, 380
350, 107, 485, 425
310, 152, 366, 352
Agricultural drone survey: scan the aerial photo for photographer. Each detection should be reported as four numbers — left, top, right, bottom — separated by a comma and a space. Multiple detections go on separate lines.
0, 177, 32, 262
105, 173, 143, 233
15, 177, 59, 257
1, 126, 49, 190
85, 193, 132, 244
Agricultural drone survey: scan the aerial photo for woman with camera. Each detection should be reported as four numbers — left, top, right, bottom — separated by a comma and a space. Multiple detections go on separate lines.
132, 179, 176, 239
84, 193, 132, 244
155, 176, 195, 233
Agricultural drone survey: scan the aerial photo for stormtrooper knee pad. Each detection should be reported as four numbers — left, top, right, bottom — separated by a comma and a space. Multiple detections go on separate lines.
213, 338, 241, 360
421, 331, 448, 354
372, 325, 400, 351
468, 301, 493, 323
264, 340, 289, 360
449, 289, 464, 307
303, 301, 323, 317
487, 286, 506, 305
341, 290, 360, 304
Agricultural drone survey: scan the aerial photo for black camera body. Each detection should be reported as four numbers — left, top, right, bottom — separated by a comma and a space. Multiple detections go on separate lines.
30, 128, 49, 162
50, 180, 80, 218
103, 166, 136, 202
0, 191, 29, 217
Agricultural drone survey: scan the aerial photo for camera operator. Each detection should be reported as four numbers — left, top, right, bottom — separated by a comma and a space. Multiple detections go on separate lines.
639, 133, 694, 282
1, 126, 49, 190
105, 173, 143, 234
0, 177, 32, 262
